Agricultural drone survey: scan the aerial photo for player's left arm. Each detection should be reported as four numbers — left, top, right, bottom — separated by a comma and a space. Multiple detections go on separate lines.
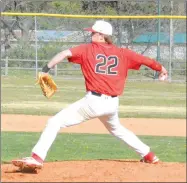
42, 44, 87, 73
42, 50, 72, 73
35, 49, 72, 98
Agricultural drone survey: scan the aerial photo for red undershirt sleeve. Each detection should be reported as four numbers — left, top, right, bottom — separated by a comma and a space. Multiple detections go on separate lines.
123, 48, 162, 72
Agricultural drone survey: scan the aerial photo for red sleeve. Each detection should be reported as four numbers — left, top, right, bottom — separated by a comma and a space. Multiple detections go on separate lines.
123, 48, 162, 71
68, 44, 87, 64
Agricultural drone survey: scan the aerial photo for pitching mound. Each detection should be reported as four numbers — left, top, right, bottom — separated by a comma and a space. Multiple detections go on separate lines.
2, 114, 186, 182
2, 160, 186, 182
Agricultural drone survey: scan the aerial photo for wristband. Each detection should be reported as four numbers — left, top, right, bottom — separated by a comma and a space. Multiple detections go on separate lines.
42, 64, 50, 73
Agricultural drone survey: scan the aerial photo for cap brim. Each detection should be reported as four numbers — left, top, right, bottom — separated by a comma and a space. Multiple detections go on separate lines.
84, 27, 97, 33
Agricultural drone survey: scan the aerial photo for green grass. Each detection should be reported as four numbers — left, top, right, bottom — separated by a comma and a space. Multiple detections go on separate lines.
2, 64, 186, 81
2, 74, 186, 118
1, 132, 186, 163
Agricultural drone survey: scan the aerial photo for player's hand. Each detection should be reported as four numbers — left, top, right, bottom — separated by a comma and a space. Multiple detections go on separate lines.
38, 72, 49, 76
158, 66, 168, 81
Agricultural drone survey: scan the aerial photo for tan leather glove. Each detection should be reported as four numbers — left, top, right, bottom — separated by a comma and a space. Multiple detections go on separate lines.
36, 72, 57, 99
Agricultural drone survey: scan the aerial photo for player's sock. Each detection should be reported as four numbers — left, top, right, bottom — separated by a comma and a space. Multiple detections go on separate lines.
32, 152, 43, 163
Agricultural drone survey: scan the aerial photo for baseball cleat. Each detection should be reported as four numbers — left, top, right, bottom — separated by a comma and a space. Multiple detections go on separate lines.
12, 157, 43, 170
140, 152, 159, 164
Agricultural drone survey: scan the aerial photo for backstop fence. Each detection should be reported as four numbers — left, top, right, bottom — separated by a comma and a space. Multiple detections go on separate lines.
1, 0, 186, 82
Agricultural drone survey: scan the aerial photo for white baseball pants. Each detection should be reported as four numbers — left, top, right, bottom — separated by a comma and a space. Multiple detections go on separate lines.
32, 91, 150, 160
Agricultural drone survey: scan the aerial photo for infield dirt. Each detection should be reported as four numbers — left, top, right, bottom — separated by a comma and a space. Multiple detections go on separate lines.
1, 114, 186, 182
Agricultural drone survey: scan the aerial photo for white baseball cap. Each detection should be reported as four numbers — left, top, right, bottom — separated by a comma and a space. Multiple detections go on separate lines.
84, 20, 113, 36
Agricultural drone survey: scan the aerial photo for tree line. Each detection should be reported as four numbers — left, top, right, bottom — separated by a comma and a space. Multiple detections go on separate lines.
1, 0, 186, 59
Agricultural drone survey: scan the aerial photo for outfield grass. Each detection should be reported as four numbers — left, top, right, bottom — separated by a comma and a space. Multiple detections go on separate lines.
2, 74, 186, 118
2, 132, 186, 163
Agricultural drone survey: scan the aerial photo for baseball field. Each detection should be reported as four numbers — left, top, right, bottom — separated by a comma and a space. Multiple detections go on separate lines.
1, 74, 186, 182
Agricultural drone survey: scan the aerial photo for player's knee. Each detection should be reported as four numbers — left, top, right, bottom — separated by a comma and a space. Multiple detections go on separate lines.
46, 117, 61, 129
110, 123, 124, 134
110, 123, 121, 130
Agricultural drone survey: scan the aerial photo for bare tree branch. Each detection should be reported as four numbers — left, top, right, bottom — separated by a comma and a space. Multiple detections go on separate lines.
1, 18, 20, 41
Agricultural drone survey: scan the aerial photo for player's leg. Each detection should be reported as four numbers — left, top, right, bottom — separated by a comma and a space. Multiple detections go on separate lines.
98, 113, 159, 163
12, 97, 92, 169
31, 96, 93, 161
31, 93, 119, 161
12, 92, 113, 169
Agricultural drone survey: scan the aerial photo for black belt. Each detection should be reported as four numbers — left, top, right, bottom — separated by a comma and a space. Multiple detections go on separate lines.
91, 91, 117, 98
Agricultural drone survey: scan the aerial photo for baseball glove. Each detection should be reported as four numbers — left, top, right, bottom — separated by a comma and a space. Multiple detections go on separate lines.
36, 72, 57, 99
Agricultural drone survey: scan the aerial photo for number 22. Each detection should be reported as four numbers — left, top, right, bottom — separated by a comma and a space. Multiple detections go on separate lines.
95, 54, 118, 75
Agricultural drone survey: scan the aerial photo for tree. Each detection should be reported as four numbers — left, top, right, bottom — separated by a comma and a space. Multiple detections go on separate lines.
1, 0, 185, 58
1, 0, 52, 54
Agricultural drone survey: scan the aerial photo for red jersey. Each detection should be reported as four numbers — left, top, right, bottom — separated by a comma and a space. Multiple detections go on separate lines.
68, 42, 162, 96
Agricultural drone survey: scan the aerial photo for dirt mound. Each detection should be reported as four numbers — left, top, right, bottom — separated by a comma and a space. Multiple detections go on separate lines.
2, 114, 186, 182
2, 160, 186, 182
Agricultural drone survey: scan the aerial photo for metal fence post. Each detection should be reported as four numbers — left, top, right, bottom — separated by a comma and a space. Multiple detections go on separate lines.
5, 56, 8, 76
155, 0, 161, 79
35, 16, 38, 78
169, 0, 173, 82
54, 65, 57, 77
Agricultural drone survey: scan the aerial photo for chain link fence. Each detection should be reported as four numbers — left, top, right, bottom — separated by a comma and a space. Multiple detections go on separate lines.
1, 0, 186, 82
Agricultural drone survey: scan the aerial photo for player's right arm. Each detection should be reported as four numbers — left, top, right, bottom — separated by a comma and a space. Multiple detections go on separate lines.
123, 48, 168, 80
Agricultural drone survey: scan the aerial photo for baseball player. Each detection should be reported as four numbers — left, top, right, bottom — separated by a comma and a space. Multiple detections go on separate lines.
12, 20, 168, 170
